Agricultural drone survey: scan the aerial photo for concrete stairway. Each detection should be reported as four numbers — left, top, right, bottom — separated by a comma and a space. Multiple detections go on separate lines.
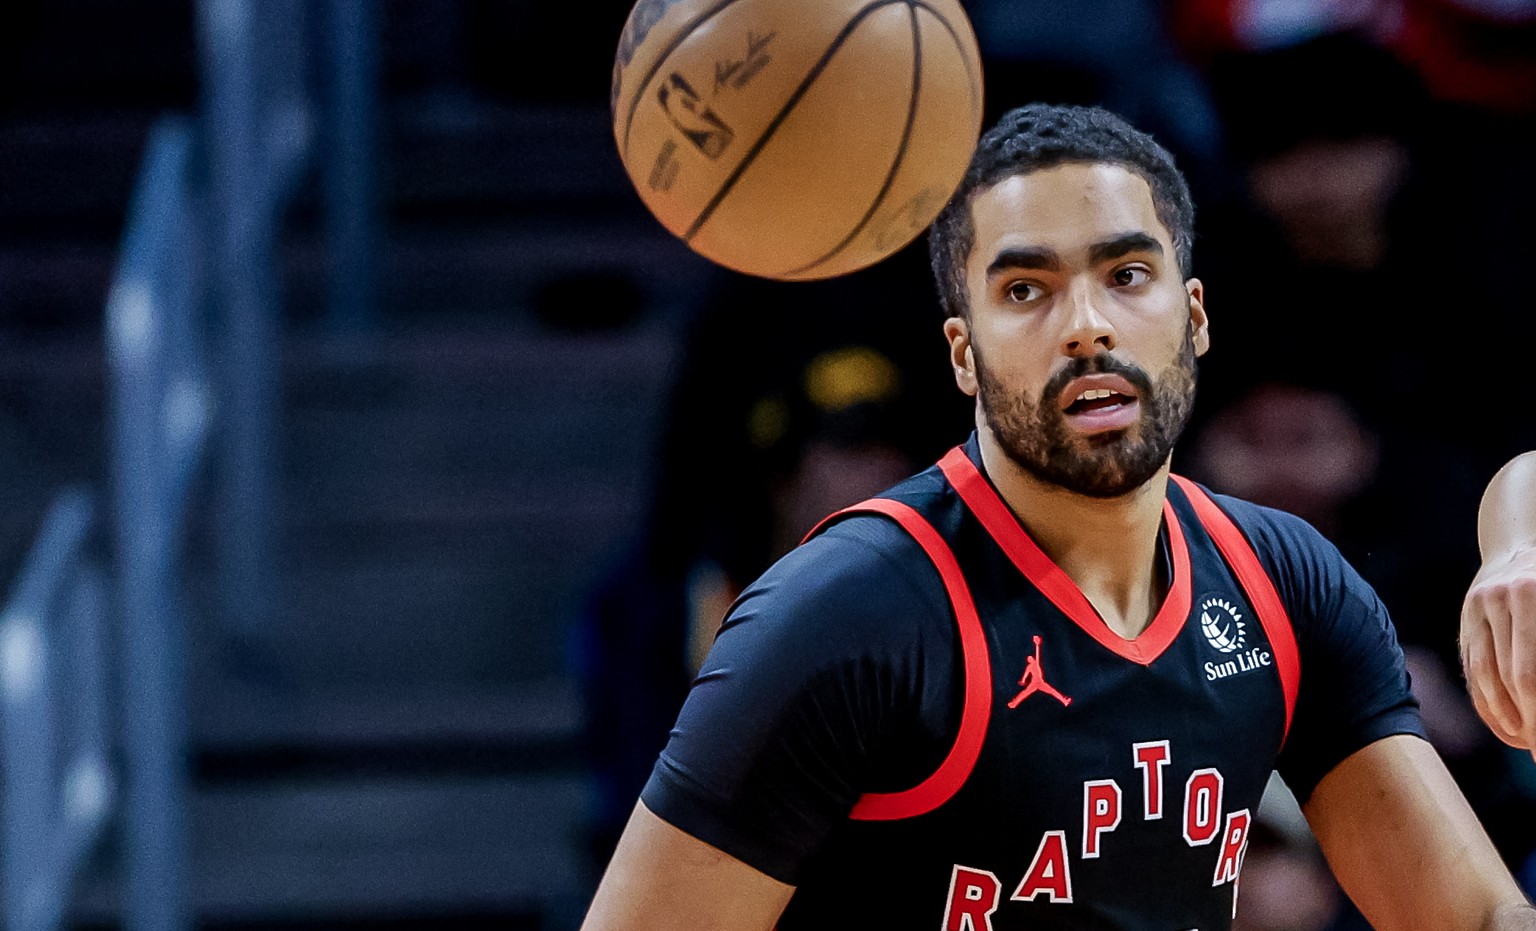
58, 312, 689, 929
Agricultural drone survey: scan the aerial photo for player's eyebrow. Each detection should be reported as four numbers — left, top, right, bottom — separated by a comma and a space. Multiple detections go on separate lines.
1089, 232, 1163, 265
985, 233, 1164, 281
985, 247, 1059, 279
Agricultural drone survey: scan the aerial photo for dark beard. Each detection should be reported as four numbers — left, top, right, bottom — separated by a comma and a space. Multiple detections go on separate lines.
976, 331, 1198, 498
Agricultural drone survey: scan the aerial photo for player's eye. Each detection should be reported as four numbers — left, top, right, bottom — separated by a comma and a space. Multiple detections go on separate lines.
1006, 280, 1044, 303
1112, 266, 1151, 287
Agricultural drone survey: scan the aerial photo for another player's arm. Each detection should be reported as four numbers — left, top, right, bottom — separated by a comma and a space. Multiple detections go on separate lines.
1302, 734, 1536, 931
1461, 450, 1536, 754
579, 801, 793, 931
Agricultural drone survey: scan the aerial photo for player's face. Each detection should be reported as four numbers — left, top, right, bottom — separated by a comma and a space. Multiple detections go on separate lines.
945, 162, 1209, 497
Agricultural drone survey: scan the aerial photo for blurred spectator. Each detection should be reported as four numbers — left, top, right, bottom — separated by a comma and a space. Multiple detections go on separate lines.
963, 0, 1233, 207
1393, 0, 1536, 117
678, 342, 925, 670
1165, 0, 1535, 112
1183, 381, 1380, 542
1166, 30, 1434, 428
1168, 0, 1536, 471
1393, 0, 1536, 478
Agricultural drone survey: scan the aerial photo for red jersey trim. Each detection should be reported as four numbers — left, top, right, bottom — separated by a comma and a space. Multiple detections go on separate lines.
801, 498, 993, 821
938, 447, 1193, 666
1170, 475, 1302, 745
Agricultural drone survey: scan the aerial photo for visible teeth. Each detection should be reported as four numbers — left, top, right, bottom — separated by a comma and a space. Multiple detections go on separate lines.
1076, 388, 1114, 401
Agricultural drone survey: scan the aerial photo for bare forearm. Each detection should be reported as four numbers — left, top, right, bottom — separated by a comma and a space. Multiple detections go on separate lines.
1306, 736, 1530, 931
581, 802, 793, 931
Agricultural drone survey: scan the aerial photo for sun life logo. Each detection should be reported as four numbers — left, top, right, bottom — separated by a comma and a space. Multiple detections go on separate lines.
1199, 597, 1246, 654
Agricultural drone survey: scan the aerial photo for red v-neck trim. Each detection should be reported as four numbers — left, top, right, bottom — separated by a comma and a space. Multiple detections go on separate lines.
938, 446, 1192, 666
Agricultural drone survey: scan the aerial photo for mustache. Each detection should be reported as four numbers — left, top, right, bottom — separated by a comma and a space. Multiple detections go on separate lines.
1042, 354, 1155, 406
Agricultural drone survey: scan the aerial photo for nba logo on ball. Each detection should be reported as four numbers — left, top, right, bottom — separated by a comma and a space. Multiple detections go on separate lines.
611, 0, 985, 281
657, 73, 735, 159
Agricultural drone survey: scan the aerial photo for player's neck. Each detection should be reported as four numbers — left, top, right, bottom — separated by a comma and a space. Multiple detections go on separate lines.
977, 433, 1170, 640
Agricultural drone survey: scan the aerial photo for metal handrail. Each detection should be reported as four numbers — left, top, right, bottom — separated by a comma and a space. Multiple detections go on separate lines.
106, 114, 210, 931
0, 488, 116, 931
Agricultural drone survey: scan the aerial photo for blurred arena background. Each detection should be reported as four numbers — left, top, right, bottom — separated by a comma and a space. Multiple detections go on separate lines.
1, 1, 1533, 929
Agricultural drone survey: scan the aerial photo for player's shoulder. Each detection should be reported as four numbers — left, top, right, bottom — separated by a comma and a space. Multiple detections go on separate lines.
763, 508, 941, 604
1175, 477, 1368, 610
1178, 478, 1340, 558
726, 493, 952, 645
791, 456, 952, 559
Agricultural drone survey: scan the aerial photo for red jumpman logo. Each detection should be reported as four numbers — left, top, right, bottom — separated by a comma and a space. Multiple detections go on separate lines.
1008, 635, 1072, 708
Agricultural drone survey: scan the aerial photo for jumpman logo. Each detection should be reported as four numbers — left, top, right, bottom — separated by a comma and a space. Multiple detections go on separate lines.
1008, 635, 1072, 708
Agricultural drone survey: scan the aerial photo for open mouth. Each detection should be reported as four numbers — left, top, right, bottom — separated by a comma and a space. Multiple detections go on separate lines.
1057, 375, 1142, 433
1065, 387, 1134, 415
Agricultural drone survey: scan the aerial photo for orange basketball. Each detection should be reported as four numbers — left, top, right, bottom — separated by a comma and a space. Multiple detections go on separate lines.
611, 0, 984, 281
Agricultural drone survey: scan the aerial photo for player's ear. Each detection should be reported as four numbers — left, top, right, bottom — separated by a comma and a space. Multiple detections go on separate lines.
944, 315, 977, 397
1186, 278, 1209, 357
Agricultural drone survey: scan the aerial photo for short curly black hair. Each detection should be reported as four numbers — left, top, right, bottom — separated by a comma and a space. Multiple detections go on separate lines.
928, 103, 1196, 319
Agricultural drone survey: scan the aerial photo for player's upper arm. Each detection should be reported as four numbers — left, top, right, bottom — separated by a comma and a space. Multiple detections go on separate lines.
1225, 499, 1425, 799
641, 513, 954, 880
580, 800, 794, 931
1302, 734, 1535, 931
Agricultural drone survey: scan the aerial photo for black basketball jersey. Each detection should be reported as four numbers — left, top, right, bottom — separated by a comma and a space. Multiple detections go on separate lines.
642, 436, 1423, 930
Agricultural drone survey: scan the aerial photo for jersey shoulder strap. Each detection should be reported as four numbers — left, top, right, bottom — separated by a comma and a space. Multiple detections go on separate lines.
801, 496, 993, 820
1169, 474, 1302, 745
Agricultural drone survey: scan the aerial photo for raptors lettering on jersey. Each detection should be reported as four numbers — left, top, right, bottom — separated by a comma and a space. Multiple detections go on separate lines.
941, 738, 1252, 931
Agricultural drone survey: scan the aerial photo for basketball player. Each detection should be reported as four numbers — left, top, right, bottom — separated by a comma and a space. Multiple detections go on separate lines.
1462, 449, 1536, 761
579, 104, 1536, 929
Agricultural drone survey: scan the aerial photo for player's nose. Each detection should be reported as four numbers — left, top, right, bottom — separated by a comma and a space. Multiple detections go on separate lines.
1058, 278, 1116, 356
